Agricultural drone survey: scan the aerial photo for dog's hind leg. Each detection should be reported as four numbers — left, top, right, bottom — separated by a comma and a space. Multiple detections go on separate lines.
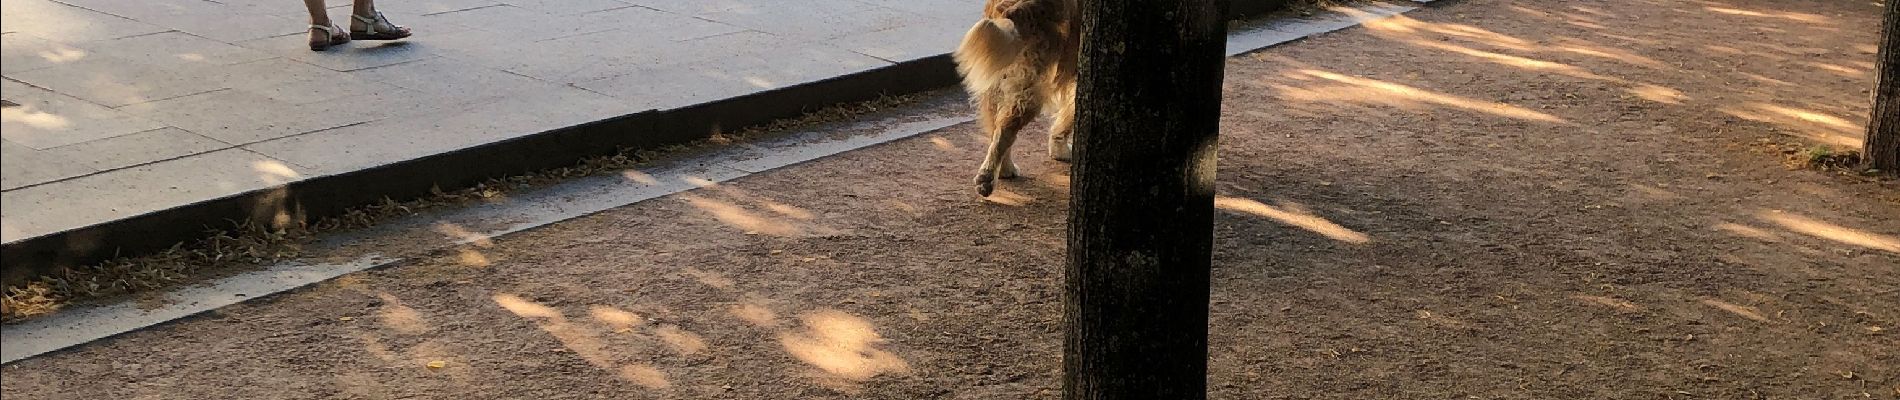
1046, 91, 1075, 162
975, 92, 1040, 197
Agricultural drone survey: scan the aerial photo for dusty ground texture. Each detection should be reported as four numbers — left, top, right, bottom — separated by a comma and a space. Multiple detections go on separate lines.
5, 0, 1898, 398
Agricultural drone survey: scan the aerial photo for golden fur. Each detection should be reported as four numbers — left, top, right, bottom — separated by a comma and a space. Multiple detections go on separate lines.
952, 0, 1080, 197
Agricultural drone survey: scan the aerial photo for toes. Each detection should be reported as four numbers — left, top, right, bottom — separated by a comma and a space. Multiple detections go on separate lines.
976, 181, 995, 197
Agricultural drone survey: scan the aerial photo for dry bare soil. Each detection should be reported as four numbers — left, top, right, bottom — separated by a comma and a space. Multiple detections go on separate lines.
4, 0, 1897, 398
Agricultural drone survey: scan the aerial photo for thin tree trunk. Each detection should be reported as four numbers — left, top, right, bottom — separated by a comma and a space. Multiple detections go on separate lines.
1867, 0, 1900, 171
1064, 0, 1229, 399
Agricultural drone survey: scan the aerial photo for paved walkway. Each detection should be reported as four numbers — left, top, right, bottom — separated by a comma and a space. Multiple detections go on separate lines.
1, 0, 970, 248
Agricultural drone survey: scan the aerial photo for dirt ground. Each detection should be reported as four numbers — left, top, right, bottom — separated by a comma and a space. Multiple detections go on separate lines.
5, 0, 1898, 398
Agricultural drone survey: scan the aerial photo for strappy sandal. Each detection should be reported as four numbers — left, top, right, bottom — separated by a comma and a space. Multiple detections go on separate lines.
350, 11, 412, 41
309, 23, 350, 51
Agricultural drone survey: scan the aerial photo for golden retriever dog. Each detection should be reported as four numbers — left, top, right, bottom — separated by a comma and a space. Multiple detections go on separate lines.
953, 0, 1080, 197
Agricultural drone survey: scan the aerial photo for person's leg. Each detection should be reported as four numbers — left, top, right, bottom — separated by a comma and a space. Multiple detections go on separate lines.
304, 0, 330, 25
349, 0, 374, 22
349, 0, 412, 39
305, 0, 348, 50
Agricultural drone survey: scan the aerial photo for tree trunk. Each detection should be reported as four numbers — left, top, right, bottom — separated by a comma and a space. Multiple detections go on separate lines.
1868, 0, 1900, 171
1064, 0, 1228, 399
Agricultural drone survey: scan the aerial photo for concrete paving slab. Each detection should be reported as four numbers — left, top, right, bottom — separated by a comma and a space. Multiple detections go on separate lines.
0, 79, 168, 149
0, 33, 89, 74
420, 5, 618, 42
5, 55, 229, 107
694, 0, 921, 41
243, 87, 629, 174
117, 87, 420, 145
829, 19, 968, 63
572, 31, 890, 106
74, 31, 276, 68
237, 72, 399, 106
0, 148, 312, 244
572, 5, 746, 41
0, 0, 169, 43
502, 0, 635, 16
42, 127, 232, 172
203, 57, 350, 91
372, 0, 505, 16
346, 56, 561, 102
0, 140, 98, 190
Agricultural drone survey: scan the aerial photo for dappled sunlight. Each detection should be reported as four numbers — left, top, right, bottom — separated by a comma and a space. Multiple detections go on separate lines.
249, 187, 300, 228
1574, 295, 1641, 311
681, 194, 808, 236
1701, 298, 1770, 323
1758, 212, 1900, 254
1627, 84, 1688, 105
1363, 13, 1534, 51
621, 170, 661, 185
1214, 196, 1369, 244
455, 248, 491, 267
731, 301, 780, 328
1407, 40, 1617, 81
1718, 103, 1864, 148
618, 365, 672, 389
1271, 69, 1566, 124
653, 324, 708, 355
681, 176, 720, 188
252, 160, 302, 185
778, 309, 912, 382
376, 293, 431, 334
36, 46, 88, 64
493, 294, 673, 389
928, 137, 961, 152
1, 105, 72, 130
588, 305, 643, 332
1702, 6, 1829, 24
1553, 41, 1668, 69
1364, 11, 1666, 70
434, 222, 497, 247
983, 189, 1038, 206
678, 184, 836, 236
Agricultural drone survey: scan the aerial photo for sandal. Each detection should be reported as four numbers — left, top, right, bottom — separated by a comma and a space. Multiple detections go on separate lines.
350, 11, 412, 40
308, 23, 350, 51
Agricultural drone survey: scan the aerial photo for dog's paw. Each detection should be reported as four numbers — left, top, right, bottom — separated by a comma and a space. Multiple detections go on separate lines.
1049, 143, 1072, 162
998, 162, 1020, 179
974, 172, 996, 196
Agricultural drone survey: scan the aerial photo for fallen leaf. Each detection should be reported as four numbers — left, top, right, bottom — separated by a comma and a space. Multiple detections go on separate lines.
427, 361, 447, 369
338, 317, 354, 321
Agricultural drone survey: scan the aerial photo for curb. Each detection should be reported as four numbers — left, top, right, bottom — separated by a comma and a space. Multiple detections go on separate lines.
1, 0, 1444, 365
0, 0, 1407, 286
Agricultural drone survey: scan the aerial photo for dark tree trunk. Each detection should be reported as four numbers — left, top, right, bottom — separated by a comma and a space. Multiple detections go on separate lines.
1064, 0, 1228, 399
1869, 0, 1900, 171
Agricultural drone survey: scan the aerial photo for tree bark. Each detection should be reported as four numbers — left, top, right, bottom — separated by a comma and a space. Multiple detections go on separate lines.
1065, 0, 1228, 399
1868, 0, 1900, 171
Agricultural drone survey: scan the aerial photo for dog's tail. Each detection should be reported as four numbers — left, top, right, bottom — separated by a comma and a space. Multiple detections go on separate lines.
953, 18, 1023, 94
